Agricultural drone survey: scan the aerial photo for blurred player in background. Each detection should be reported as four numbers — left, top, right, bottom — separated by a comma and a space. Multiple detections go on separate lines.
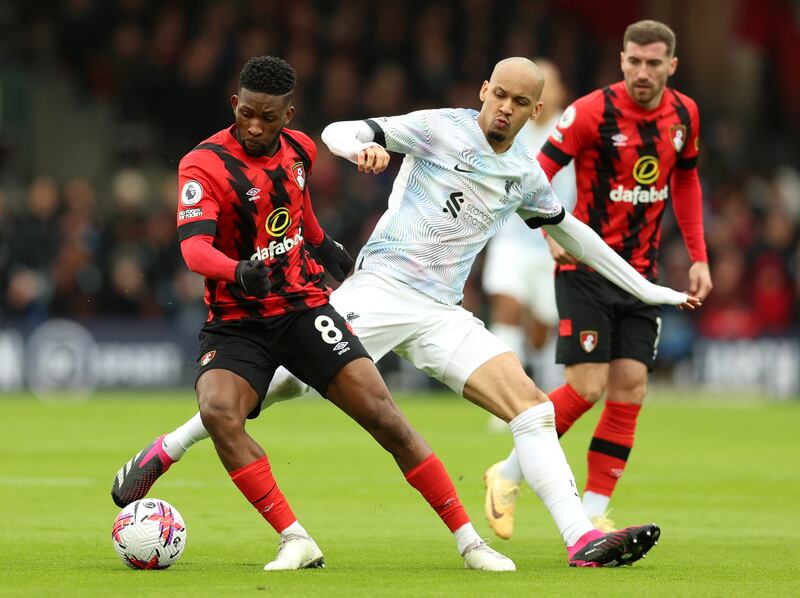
485, 20, 713, 538
113, 55, 516, 572
482, 58, 575, 398
115, 56, 700, 568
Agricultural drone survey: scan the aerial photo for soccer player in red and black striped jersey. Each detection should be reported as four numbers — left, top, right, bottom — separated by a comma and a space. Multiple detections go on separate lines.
486, 21, 713, 536
112, 56, 515, 572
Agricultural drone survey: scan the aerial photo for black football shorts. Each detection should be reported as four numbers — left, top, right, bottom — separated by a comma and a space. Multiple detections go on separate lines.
555, 268, 662, 371
195, 303, 371, 418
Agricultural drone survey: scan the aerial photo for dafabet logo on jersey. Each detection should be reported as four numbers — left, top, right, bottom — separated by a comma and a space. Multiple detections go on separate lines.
609, 155, 668, 206
265, 207, 292, 237
632, 156, 660, 185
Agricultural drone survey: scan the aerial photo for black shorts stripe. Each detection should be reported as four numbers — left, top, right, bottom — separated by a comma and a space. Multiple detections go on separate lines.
589, 437, 631, 461
178, 219, 217, 241
540, 141, 572, 166
365, 119, 386, 147
676, 156, 698, 170
525, 206, 566, 229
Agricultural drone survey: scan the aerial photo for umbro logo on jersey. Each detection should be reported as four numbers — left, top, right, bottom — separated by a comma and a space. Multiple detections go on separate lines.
333, 341, 350, 355
612, 133, 628, 147
246, 187, 261, 201
453, 164, 475, 173
443, 192, 465, 218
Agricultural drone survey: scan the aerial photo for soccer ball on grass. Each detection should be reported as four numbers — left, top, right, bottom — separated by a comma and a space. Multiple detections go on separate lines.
112, 498, 187, 569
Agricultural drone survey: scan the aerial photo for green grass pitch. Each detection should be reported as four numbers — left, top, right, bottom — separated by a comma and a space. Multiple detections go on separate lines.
1, 390, 798, 596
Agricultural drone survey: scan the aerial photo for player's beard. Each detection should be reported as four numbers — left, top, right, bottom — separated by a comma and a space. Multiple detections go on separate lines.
487, 128, 507, 143
241, 126, 284, 157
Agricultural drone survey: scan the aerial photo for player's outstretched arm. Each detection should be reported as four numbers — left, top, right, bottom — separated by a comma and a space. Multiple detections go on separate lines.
543, 212, 701, 309
320, 121, 376, 166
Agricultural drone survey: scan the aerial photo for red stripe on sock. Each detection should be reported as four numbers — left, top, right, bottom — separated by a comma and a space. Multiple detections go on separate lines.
229, 456, 297, 534
405, 453, 470, 533
548, 383, 594, 436
585, 401, 641, 496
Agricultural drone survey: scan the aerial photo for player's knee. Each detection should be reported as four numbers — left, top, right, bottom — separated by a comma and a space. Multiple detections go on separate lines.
565, 367, 608, 403
197, 391, 245, 436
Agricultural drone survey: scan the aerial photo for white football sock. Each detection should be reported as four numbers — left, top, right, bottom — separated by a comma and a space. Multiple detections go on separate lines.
490, 324, 526, 362
528, 334, 563, 393
582, 491, 611, 519
162, 412, 210, 461
498, 448, 525, 483
280, 520, 307, 537
509, 402, 594, 546
265, 366, 312, 405
453, 522, 482, 555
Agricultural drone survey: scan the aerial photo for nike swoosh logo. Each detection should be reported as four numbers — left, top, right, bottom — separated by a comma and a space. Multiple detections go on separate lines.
454, 164, 475, 173
490, 492, 504, 520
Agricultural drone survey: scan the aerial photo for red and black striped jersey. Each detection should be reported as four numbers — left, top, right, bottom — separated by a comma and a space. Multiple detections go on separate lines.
538, 81, 702, 280
176, 125, 329, 322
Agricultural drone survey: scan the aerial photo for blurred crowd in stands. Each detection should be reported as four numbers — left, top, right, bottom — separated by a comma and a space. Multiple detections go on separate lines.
0, 0, 798, 352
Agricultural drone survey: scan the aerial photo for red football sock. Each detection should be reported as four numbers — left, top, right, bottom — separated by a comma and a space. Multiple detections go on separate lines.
404, 453, 470, 533
585, 401, 642, 496
549, 383, 594, 437
229, 456, 297, 534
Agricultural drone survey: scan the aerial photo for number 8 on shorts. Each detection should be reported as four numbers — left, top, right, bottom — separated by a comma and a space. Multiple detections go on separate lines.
314, 315, 343, 344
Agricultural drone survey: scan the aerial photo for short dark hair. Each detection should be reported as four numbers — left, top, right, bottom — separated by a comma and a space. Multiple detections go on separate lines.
623, 20, 676, 56
239, 56, 296, 96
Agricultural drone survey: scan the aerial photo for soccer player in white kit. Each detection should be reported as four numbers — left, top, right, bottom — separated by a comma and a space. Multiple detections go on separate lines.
113, 58, 700, 568
482, 59, 574, 396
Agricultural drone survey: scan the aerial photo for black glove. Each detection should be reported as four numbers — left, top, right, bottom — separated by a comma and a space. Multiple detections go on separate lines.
310, 234, 354, 282
234, 259, 270, 298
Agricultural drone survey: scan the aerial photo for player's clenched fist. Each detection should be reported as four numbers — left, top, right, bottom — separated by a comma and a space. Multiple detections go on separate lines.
358, 145, 390, 174
235, 259, 271, 298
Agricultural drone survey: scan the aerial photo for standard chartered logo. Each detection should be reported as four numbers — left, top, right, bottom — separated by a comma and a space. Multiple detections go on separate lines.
632, 156, 660, 185
609, 155, 667, 205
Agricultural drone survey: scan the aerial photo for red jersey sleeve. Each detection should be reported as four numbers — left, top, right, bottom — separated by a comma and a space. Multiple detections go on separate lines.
537, 94, 598, 181
180, 235, 238, 282
176, 153, 222, 242
671, 96, 707, 263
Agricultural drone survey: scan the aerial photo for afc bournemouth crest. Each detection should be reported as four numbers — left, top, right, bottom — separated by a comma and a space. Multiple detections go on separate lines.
200, 350, 216, 366
291, 162, 306, 190
579, 330, 598, 353
669, 124, 687, 152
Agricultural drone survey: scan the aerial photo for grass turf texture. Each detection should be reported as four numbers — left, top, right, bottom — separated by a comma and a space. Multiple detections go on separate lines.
0, 390, 798, 597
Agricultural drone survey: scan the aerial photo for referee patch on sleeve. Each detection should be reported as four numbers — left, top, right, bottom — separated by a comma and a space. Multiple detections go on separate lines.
365, 119, 387, 147
178, 219, 216, 241
525, 206, 566, 229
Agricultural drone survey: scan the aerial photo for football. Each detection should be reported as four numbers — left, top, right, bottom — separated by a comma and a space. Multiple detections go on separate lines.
112, 499, 187, 569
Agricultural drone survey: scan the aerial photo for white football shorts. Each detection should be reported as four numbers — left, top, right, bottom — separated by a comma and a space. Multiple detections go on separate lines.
329, 270, 512, 394
482, 228, 559, 326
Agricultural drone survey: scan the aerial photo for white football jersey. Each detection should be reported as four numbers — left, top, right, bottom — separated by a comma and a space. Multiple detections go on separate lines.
357, 108, 564, 305
493, 113, 577, 249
